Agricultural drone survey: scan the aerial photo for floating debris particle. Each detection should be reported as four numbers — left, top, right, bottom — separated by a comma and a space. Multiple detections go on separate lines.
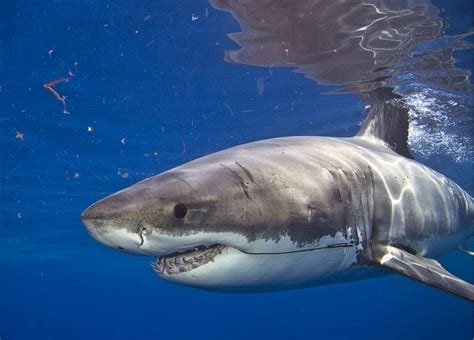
48, 49, 54, 57
43, 74, 74, 114
15, 130, 24, 141
87, 126, 93, 133
191, 13, 199, 21
117, 169, 129, 179
144, 15, 151, 21
256, 77, 265, 96
17, 213, 22, 219
223, 102, 234, 116
145, 150, 160, 157
73, 172, 80, 179
120, 137, 126, 145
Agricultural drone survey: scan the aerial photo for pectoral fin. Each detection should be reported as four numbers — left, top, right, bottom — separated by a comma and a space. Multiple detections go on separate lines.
376, 245, 474, 301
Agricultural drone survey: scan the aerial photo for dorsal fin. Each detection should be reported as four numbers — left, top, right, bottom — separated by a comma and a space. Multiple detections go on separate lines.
357, 100, 413, 159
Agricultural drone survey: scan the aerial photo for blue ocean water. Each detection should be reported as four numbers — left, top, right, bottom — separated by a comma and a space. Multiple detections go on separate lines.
1, 1, 473, 339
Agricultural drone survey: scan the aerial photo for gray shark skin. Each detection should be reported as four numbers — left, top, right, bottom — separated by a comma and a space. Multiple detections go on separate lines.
81, 102, 474, 300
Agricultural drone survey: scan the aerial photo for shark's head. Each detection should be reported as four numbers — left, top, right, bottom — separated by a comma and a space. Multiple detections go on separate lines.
81, 139, 358, 291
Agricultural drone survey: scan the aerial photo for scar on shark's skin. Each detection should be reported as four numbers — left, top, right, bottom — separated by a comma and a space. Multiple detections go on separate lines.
175, 177, 200, 197
43, 71, 75, 114
220, 163, 251, 200
235, 161, 255, 183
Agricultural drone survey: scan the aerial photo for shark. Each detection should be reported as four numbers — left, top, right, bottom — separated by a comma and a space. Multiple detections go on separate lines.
81, 101, 474, 301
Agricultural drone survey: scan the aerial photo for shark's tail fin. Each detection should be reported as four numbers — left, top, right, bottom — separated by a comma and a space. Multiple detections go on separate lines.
357, 100, 414, 159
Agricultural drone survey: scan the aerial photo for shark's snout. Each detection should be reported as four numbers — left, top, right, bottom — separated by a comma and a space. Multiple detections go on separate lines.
80, 194, 150, 255
80, 201, 105, 229
80, 202, 102, 238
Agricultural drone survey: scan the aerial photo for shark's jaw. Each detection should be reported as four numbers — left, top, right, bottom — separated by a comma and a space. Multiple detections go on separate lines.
147, 237, 363, 292
152, 244, 227, 275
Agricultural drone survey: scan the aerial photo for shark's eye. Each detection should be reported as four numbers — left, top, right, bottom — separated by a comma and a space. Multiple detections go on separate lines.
173, 203, 187, 219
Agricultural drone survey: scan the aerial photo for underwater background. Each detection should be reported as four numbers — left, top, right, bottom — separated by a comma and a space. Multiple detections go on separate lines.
1, 0, 473, 339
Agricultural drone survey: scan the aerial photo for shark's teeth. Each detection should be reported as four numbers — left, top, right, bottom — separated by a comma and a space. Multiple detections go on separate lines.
153, 244, 227, 275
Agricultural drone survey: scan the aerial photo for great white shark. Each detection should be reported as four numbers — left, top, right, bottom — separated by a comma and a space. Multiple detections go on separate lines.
81, 101, 474, 301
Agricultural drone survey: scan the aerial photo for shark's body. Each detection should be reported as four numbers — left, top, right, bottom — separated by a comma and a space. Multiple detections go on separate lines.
81, 102, 474, 300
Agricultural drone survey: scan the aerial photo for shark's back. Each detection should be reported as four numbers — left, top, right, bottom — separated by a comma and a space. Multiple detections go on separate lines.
230, 134, 474, 257
200, 130, 473, 256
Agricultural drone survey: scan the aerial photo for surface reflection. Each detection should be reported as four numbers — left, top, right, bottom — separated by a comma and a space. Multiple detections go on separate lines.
211, 0, 471, 100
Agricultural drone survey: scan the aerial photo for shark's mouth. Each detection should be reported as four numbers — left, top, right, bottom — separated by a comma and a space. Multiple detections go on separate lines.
152, 242, 355, 276
153, 244, 227, 275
